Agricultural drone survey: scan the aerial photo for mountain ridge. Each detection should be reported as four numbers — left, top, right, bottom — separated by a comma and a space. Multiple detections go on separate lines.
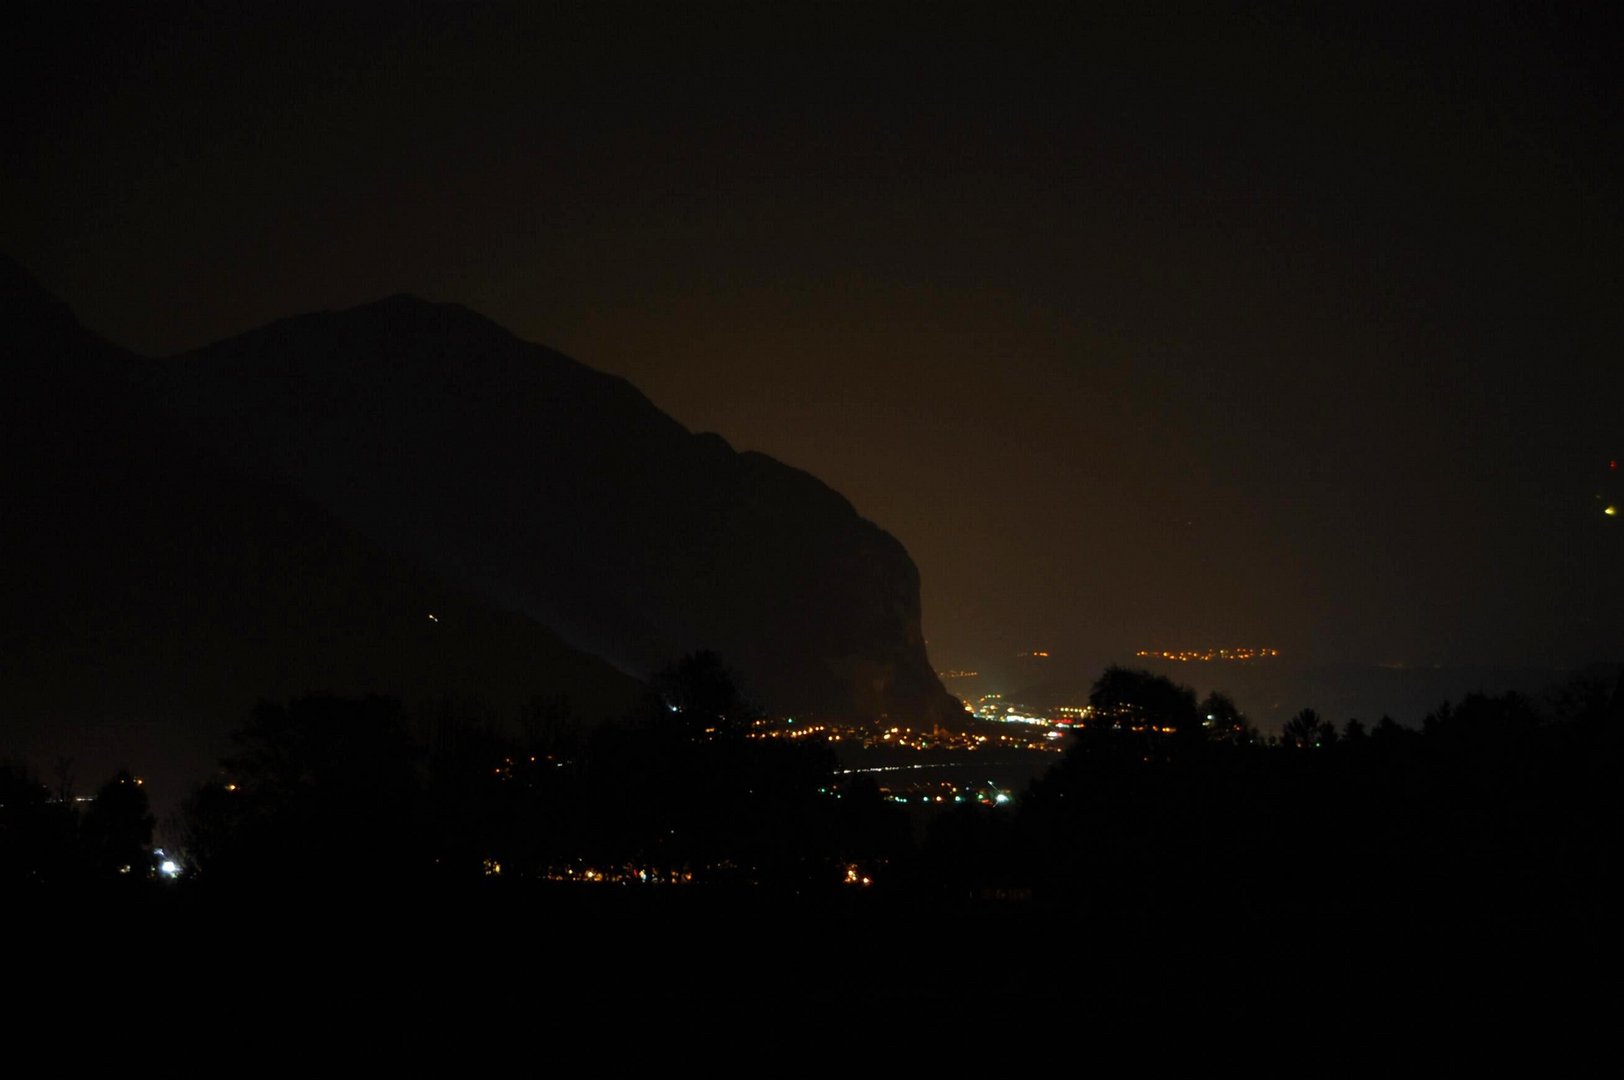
3, 267, 648, 808
4, 262, 958, 810
147, 288, 955, 722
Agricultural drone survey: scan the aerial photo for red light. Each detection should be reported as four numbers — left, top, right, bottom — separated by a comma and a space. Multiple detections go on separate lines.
1611, 460, 1618, 471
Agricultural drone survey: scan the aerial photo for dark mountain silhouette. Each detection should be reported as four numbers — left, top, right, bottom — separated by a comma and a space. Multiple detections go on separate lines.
144, 291, 957, 724
3, 259, 643, 804
3, 260, 957, 801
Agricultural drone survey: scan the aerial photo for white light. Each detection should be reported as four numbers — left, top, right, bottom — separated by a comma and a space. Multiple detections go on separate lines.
160, 860, 180, 878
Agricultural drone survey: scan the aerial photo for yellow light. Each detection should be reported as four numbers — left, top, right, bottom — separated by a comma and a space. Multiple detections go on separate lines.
1606, 505, 1618, 517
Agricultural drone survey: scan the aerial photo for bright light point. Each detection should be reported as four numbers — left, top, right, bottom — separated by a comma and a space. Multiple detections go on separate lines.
994, 793, 1010, 804
1606, 505, 1618, 517
427, 613, 439, 622
160, 860, 180, 877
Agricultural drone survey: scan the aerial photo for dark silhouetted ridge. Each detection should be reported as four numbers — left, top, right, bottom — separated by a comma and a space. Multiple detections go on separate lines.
150, 291, 957, 724
2, 264, 645, 808
3, 265, 958, 808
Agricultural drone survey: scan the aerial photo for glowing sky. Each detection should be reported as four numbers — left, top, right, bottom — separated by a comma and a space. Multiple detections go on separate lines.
5, 4, 1619, 674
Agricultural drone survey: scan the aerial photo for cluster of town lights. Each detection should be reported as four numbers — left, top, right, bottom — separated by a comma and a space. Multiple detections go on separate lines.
1135, 647, 1280, 662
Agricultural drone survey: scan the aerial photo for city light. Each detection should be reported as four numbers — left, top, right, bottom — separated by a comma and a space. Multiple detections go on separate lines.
1135, 647, 1280, 662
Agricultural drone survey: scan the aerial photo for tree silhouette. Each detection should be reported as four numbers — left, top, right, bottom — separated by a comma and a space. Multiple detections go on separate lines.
1201, 691, 1257, 744
1282, 708, 1337, 749
79, 770, 155, 878
181, 695, 427, 882
1089, 666, 1199, 736
650, 649, 759, 740
0, 759, 76, 884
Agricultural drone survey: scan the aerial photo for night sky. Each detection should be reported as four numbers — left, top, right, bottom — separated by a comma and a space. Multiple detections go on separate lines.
5, 3, 1620, 679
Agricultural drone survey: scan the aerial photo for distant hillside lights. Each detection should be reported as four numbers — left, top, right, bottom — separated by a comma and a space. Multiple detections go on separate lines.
1135, 647, 1280, 662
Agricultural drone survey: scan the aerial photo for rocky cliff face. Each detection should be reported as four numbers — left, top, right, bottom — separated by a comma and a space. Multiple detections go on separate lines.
150, 294, 958, 723
6, 263, 962, 799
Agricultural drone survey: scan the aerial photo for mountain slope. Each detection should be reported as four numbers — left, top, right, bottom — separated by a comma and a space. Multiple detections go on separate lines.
151, 295, 958, 722
2, 262, 644, 805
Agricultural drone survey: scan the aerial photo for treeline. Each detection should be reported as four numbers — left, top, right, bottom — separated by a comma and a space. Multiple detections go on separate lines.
4, 658, 1617, 930
166, 651, 904, 891
0, 764, 157, 885
925, 666, 1620, 927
